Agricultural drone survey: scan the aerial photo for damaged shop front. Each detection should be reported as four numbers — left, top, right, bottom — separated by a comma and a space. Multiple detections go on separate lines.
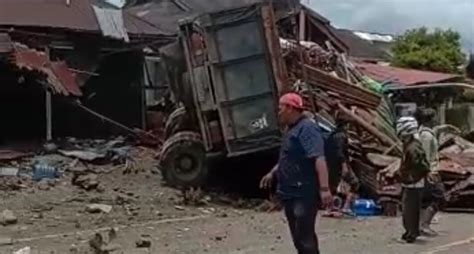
0, 0, 174, 145
0, 34, 82, 145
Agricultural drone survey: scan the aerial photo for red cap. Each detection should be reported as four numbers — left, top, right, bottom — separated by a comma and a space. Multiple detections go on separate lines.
279, 93, 304, 109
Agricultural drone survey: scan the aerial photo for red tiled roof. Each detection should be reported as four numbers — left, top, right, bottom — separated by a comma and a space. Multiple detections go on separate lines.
355, 62, 460, 86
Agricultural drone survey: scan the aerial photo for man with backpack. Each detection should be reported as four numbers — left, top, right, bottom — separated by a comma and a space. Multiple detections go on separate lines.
397, 116, 430, 243
416, 108, 445, 236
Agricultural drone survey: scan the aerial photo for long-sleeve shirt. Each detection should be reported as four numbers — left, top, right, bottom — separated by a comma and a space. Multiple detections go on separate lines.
400, 138, 430, 188
418, 126, 439, 170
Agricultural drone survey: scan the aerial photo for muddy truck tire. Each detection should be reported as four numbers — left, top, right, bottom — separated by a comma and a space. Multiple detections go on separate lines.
159, 131, 208, 187
165, 107, 193, 138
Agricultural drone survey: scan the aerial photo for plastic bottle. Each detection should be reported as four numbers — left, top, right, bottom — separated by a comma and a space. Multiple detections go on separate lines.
32, 164, 61, 181
352, 199, 378, 216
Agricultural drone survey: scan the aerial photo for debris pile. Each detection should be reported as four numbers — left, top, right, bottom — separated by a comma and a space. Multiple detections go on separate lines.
281, 36, 400, 206
0, 137, 138, 193
437, 135, 474, 211
280, 34, 473, 212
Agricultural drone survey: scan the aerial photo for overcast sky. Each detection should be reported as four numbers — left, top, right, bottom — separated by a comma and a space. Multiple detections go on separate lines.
305, 0, 474, 52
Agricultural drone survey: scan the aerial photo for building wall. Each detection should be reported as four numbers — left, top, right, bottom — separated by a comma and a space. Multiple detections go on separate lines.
446, 103, 474, 132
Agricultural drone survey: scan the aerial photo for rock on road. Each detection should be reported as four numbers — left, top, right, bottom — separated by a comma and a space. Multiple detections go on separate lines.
1, 210, 473, 254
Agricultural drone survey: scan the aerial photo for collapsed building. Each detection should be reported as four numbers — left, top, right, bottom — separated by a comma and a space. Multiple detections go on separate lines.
0, 0, 175, 145
0, 0, 473, 212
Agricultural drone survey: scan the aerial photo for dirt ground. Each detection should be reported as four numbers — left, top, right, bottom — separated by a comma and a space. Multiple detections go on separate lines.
0, 146, 473, 254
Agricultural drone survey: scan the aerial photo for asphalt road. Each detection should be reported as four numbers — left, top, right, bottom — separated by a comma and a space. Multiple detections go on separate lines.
1, 210, 472, 254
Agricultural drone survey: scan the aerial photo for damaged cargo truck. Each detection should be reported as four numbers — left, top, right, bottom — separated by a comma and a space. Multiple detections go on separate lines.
159, 4, 282, 187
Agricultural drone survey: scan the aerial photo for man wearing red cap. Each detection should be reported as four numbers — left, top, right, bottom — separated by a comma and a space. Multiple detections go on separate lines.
261, 93, 332, 254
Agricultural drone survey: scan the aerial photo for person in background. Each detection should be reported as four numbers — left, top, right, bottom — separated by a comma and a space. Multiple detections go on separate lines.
260, 93, 332, 254
397, 116, 430, 243
324, 113, 359, 215
416, 108, 445, 236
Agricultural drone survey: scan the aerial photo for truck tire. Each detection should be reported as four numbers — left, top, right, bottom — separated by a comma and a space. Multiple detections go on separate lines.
159, 131, 208, 187
164, 107, 188, 138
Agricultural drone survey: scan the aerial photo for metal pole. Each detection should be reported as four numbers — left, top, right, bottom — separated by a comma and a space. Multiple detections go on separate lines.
45, 47, 53, 141
46, 90, 52, 141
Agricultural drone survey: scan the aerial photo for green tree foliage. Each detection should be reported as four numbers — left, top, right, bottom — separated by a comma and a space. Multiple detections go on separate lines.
391, 27, 465, 73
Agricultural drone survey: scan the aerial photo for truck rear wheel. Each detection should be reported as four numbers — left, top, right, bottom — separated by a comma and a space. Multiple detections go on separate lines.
165, 107, 189, 138
159, 131, 208, 187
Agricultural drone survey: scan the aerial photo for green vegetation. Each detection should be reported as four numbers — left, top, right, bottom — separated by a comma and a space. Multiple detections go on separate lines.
391, 27, 465, 73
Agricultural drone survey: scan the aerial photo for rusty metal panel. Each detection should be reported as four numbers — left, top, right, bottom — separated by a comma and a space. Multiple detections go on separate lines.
50, 61, 82, 96
220, 58, 271, 101
14, 44, 82, 96
214, 22, 264, 62
193, 66, 215, 111
201, 5, 280, 155
221, 96, 278, 139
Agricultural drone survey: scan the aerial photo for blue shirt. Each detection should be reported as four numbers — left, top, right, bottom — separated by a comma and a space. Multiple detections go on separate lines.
276, 117, 325, 201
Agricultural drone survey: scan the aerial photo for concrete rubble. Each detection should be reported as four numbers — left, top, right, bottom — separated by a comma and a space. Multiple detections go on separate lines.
0, 210, 17, 226
86, 204, 113, 214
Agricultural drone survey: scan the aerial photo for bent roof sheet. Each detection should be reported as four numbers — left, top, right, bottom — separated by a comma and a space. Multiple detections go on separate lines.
355, 62, 461, 86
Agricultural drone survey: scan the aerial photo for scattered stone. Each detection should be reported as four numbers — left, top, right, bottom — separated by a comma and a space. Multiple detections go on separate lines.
115, 194, 133, 205
89, 231, 121, 253
69, 159, 80, 169
69, 244, 79, 253
96, 184, 106, 193
100, 243, 121, 252
74, 221, 81, 229
154, 211, 163, 217
73, 173, 99, 191
37, 179, 52, 191
174, 205, 185, 211
14, 246, 31, 254
44, 142, 58, 152
86, 204, 113, 214
0, 210, 18, 226
135, 237, 151, 248
0, 237, 13, 246
214, 236, 223, 241
32, 213, 43, 220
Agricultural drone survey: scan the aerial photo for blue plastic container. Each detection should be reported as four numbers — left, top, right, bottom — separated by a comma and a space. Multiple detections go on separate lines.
352, 199, 378, 216
32, 164, 61, 181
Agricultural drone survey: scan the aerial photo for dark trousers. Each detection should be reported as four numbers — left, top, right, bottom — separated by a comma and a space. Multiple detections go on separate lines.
283, 199, 320, 254
402, 188, 423, 239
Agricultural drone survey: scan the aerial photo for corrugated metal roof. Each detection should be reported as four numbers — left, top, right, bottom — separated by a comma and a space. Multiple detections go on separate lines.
0, 0, 100, 31
355, 62, 461, 86
93, 5, 130, 42
0, 33, 13, 54
126, 0, 264, 36
333, 29, 390, 61
13, 43, 82, 96
0, 0, 166, 38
